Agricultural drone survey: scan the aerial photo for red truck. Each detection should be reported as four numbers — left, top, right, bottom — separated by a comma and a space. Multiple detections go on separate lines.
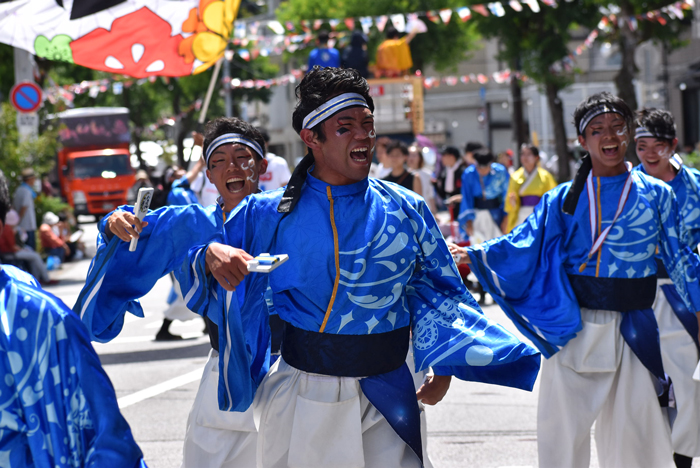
56, 107, 135, 217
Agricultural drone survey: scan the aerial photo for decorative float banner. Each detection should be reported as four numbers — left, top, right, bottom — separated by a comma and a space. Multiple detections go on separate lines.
0, 0, 241, 77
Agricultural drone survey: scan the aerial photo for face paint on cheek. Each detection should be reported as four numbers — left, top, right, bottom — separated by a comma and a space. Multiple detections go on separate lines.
616, 126, 628, 137
243, 158, 259, 183
658, 146, 671, 159
368, 129, 376, 139
620, 139, 628, 149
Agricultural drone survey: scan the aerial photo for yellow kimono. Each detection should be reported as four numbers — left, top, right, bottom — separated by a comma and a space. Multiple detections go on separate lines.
504, 166, 557, 233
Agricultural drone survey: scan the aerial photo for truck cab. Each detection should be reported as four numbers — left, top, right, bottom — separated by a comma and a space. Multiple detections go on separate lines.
56, 107, 135, 217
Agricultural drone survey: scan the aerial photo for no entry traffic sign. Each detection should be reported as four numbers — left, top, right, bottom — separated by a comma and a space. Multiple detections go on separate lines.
10, 81, 43, 113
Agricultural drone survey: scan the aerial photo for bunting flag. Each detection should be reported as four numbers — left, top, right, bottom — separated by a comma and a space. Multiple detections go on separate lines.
439, 9, 453, 23
391, 14, 407, 32
0, 0, 241, 77
375, 15, 389, 32
457, 7, 472, 21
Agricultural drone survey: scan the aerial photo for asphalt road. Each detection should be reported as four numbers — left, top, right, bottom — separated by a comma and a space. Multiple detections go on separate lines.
41, 222, 595, 468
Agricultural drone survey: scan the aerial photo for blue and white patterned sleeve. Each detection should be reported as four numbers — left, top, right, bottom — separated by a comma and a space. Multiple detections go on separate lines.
655, 182, 700, 313
402, 199, 540, 391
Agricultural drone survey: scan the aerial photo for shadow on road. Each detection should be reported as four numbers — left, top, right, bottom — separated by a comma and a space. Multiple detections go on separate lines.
99, 342, 211, 365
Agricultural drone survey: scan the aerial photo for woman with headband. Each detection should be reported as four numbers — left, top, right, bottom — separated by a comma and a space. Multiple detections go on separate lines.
450, 91, 700, 468
178, 67, 540, 468
75, 119, 275, 467
633, 108, 700, 468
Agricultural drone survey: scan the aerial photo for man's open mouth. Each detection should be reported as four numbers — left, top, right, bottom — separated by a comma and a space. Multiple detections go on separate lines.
602, 144, 619, 156
350, 147, 369, 162
226, 177, 245, 193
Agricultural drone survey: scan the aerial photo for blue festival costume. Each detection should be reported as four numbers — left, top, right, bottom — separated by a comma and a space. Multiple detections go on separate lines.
635, 157, 700, 458
466, 158, 700, 467
168, 175, 199, 206
75, 204, 224, 342
458, 163, 509, 241
0, 265, 147, 468
178, 172, 540, 466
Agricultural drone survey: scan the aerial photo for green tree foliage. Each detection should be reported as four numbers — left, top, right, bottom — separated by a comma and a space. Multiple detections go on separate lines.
594, 1, 692, 113
474, 0, 599, 180
276, 0, 480, 72
0, 102, 60, 194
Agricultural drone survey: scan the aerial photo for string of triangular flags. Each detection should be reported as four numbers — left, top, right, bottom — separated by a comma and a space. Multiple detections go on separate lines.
229, 0, 693, 59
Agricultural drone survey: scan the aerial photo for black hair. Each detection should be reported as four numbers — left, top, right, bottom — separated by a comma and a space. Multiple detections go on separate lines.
203, 118, 266, 168
386, 140, 409, 156
318, 30, 330, 43
473, 147, 495, 166
465, 141, 484, 154
292, 66, 374, 142
385, 26, 399, 39
0, 170, 9, 226
636, 108, 676, 143
573, 91, 634, 137
256, 126, 271, 143
521, 144, 540, 158
442, 146, 461, 160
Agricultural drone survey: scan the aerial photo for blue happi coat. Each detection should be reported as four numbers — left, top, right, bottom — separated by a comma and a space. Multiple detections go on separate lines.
458, 163, 509, 232
177, 174, 541, 414
0, 265, 146, 468
75, 204, 223, 342
167, 176, 198, 206
634, 159, 700, 346
466, 168, 700, 361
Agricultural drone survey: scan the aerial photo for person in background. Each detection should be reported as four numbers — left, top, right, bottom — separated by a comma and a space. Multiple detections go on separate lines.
498, 149, 514, 174
369, 136, 393, 179
383, 140, 422, 194
12, 168, 38, 250
407, 143, 437, 213
40, 211, 72, 263
434, 146, 466, 219
127, 169, 153, 204
40, 174, 55, 197
375, 26, 417, 78
256, 127, 292, 192
503, 144, 557, 234
307, 30, 340, 69
190, 132, 222, 207
57, 211, 86, 260
463, 141, 483, 167
0, 171, 148, 468
0, 208, 54, 285
341, 30, 369, 78
167, 157, 206, 206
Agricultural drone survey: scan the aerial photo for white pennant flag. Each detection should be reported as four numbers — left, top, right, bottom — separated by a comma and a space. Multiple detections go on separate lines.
360, 17, 373, 34
509, 0, 523, 11
439, 8, 453, 23
524, 0, 540, 12
391, 14, 406, 32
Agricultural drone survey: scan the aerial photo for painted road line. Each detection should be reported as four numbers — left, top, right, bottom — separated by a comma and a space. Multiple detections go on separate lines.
118, 369, 203, 409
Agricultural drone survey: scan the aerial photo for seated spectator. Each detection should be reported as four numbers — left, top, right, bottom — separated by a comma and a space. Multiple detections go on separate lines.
40, 211, 72, 263
57, 212, 86, 260
0, 171, 147, 467
0, 209, 54, 285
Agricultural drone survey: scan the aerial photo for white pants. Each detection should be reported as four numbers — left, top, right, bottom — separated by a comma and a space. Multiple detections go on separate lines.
654, 279, 700, 457
181, 351, 257, 468
471, 209, 502, 245
538, 308, 674, 468
516, 205, 534, 228
165, 278, 199, 322
254, 357, 422, 468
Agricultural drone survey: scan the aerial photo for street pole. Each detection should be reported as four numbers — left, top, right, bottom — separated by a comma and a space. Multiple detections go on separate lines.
223, 50, 232, 118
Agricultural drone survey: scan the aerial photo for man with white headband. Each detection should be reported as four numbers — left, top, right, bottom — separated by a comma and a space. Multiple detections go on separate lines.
177, 66, 540, 467
75, 118, 273, 467
633, 108, 700, 468
450, 92, 700, 467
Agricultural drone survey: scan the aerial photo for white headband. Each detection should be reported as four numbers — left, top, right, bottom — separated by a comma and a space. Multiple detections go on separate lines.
578, 104, 624, 134
205, 133, 264, 164
634, 126, 675, 141
302, 93, 369, 130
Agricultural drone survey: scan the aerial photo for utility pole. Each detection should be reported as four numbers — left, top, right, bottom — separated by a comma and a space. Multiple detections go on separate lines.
223, 48, 233, 118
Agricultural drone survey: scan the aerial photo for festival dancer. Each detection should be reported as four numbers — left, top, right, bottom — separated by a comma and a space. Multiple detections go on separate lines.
633, 108, 700, 468
75, 119, 270, 467
458, 146, 509, 243
503, 144, 557, 234
0, 171, 147, 468
176, 67, 540, 468
450, 92, 700, 468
